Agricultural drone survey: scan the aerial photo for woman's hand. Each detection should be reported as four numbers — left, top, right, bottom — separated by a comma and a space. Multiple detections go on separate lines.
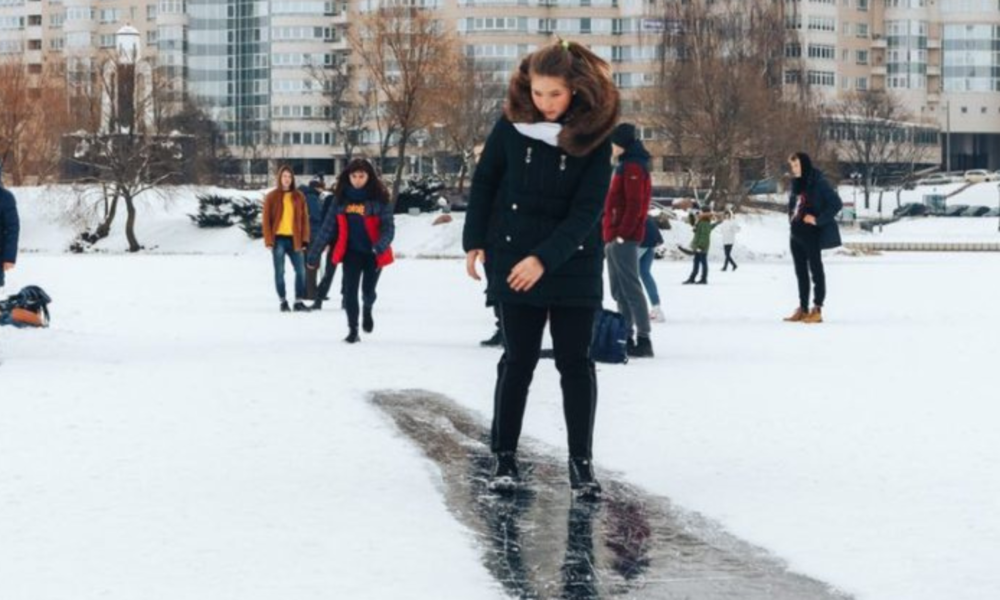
507, 256, 545, 292
466, 249, 485, 281
803, 215, 817, 226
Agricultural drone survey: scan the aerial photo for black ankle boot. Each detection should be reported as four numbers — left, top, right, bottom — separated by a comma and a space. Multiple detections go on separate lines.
480, 329, 503, 347
568, 457, 602, 499
280, 300, 290, 312
628, 335, 654, 358
293, 301, 310, 312
344, 328, 360, 343
362, 306, 374, 333
488, 451, 520, 492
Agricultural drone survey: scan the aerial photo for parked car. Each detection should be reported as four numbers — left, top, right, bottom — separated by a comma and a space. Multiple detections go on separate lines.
963, 169, 993, 183
894, 203, 930, 217
916, 174, 952, 186
943, 204, 969, 217
985, 208, 1000, 217
961, 206, 991, 217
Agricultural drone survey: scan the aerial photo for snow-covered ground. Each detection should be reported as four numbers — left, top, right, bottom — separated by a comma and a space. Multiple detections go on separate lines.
2, 186, 1000, 600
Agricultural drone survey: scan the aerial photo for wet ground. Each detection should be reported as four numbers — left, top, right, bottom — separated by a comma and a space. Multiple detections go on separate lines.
372, 390, 853, 600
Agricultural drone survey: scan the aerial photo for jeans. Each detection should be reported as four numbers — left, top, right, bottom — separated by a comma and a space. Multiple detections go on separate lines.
492, 303, 597, 459
722, 244, 737, 271
791, 231, 825, 310
606, 241, 651, 338
637, 247, 661, 307
342, 250, 381, 329
688, 252, 708, 282
272, 236, 306, 301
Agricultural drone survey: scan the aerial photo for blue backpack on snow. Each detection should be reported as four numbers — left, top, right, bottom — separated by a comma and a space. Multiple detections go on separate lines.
590, 309, 629, 364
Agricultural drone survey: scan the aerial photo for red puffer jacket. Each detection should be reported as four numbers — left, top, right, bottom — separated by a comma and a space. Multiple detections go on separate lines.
602, 161, 651, 243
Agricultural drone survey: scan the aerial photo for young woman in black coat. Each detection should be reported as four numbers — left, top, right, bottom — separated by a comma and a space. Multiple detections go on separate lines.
463, 39, 619, 498
785, 152, 843, 324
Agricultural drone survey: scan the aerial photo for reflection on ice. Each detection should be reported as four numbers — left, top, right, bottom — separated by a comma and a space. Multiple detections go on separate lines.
372, 390, 851, 600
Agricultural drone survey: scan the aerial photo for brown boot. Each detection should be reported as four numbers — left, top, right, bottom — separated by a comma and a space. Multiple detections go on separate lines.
803, 306, 823, 324
783, 307, 807, 322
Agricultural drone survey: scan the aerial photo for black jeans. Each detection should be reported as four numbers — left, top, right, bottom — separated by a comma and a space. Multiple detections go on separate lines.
492, 303, 598, 459
341, 251, 381, 329
790, 231, 825, 310
722, 244, 737, 271
688, 252, 708, 282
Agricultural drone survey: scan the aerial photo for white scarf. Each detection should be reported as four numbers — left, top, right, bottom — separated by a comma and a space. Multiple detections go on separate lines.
513, 122, 562, 148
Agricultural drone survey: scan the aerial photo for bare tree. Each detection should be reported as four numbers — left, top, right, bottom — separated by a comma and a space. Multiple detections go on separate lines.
829, 90, 927, 210
66, 51, 187, 252
308, 59, 372, 169
348, 4, 459, 199
649, 0, 827, 208
0, 57, 72, 185
435, 57, 504, 193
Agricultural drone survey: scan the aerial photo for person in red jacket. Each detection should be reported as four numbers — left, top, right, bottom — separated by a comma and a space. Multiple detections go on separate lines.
306, 158, 394, 343
602, 123, 654, 358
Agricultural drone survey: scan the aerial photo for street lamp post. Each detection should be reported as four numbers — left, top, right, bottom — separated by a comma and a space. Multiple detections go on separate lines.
851, 172, 861, 222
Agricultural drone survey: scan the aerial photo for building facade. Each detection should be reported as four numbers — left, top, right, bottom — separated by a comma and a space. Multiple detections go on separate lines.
2, 0, 998, 179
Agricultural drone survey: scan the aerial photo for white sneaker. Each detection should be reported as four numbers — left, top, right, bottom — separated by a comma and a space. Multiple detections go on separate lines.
649, 305, 665, 323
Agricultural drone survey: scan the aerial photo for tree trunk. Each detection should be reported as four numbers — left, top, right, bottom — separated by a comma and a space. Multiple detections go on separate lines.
456, 161, 468, 194
91, 192, 121, 241
123, 193, 141, 252
391, 133, 410, 201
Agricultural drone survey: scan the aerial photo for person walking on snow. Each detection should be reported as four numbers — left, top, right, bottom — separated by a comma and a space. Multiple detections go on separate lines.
638, 215, 665, 323
263, 165, 311, 312
603, 122, 654, 358
784, 152, 842, 324
307, 158, 394, 343
720, 210, 740, 272
0, 160, 19, 292
463, 38, 619, 499
683, 209, 721, 285
300, 174, 338, 309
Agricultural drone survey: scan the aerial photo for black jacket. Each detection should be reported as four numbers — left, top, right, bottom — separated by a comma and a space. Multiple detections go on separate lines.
788, 170, 842, 250
464, 118, 613, 308
0, 186, 19, 286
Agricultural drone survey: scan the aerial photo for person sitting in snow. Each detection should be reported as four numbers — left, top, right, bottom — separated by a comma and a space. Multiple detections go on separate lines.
306, 158, 394, 344
0, 160, 19, 292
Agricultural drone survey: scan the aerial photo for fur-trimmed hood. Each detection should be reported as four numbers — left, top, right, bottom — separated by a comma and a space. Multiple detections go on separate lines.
504, 88, 619, 158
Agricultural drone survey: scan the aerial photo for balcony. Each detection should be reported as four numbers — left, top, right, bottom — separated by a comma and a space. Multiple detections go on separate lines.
330, 10, 348, 25
927, 39, 941, 49
871, 65, 887, 76
926, 65, 941, 76
871, 35, 887, 49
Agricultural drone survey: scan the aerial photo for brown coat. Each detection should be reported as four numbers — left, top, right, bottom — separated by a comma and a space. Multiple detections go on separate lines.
262, 188, 310, 251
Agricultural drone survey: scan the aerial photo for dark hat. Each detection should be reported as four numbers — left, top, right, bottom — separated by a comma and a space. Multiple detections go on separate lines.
610, 123, 638, 148
309, 174, 326, 188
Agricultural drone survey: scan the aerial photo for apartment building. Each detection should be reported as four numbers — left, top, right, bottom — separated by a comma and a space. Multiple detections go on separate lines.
2, 0, 997, 177
789, 0, 1000, 170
